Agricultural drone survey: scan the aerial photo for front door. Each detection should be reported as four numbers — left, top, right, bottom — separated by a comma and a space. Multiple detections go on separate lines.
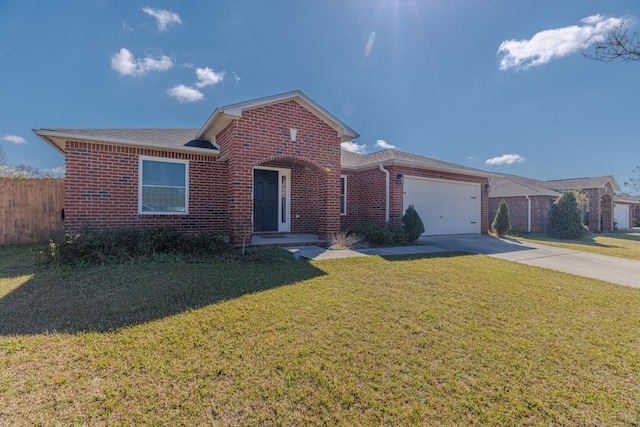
254, 169, 279, 232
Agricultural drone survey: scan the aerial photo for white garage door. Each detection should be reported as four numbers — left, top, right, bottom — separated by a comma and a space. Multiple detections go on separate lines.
403, 176, 481, 236
614, 204, 630, 229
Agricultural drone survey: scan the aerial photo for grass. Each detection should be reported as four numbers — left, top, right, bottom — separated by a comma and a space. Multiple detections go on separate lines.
2, 244, 640, 425
508, 229, 640, 261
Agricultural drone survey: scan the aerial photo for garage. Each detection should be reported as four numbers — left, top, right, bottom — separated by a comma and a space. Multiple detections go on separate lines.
614, 204, 630, 229
403, 176, 481, 236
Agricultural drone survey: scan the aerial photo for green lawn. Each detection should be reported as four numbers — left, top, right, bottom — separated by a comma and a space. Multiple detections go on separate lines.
2, 244, 640, 426
509, 229, 640, 261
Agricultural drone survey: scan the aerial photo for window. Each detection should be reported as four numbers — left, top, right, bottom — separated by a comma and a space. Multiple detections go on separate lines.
139, 157, 188, 214
340, 175, 347, 215
583, 201, 590, 226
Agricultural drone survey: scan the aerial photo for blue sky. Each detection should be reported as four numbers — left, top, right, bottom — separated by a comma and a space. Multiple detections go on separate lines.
1, 0, 639, 190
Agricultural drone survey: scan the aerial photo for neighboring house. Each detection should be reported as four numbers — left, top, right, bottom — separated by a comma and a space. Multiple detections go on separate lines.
489, 175, 620, 233
488, 174, 561, 233
613, 195, 640, 229
546, 177, 619, 232
35, 91, 495, 244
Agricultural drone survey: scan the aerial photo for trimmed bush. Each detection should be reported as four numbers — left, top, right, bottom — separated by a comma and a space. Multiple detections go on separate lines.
491, 199, 511, 237
355, 220, 415, 247
547, 191, 588, 240
402, 205, 425, 243
355, 223, 395, 247
38, 226, 230, 266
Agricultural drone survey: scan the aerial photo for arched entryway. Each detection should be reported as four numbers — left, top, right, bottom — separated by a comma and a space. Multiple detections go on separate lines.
600, 194, 613, 232
250, 156, 340, 238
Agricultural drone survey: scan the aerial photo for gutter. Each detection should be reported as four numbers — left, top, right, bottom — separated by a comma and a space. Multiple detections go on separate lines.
379, 164, 390, 223
525, 195, 531, 232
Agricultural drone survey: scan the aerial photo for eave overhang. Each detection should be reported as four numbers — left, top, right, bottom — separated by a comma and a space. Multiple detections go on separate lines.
33, 129, 220, 157
341, 158, 501, 179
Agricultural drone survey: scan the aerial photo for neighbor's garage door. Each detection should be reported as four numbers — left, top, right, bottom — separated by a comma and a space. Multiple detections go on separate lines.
403, 176, 481, 236
614, 204, 630, 229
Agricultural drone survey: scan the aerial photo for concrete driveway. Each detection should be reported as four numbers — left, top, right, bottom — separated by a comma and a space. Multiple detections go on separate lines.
420, 234, 640, 288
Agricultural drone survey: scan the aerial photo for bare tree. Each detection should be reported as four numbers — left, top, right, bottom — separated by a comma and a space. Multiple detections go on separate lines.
586, 21, 640, 62
585, 21, 640, 193
625, 166, 640, 193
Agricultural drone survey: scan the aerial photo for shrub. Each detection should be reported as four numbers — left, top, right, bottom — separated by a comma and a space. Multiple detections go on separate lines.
491, 199, 511, 237
402, 205, 425, 243
355, 223, 395, 246
389, 224, 408, 245
355, 222, 410, 247
547, 190, 588, 240
37, 226, 230, 266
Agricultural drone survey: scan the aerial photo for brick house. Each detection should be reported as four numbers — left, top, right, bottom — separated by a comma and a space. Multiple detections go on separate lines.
489, 174, 621, 233
35, 91, 495, 244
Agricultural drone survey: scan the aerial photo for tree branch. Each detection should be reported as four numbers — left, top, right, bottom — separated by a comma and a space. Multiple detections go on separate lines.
585, 23, 640, 62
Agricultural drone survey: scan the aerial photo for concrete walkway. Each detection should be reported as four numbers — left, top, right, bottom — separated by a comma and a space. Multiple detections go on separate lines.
286, 234, 640, 288
285, 244, 446, 261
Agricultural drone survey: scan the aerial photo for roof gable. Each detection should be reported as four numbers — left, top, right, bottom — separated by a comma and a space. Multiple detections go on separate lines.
197, 90, 359, 143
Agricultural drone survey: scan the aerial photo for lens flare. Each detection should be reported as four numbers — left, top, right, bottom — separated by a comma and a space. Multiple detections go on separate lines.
364, 31, 376, 57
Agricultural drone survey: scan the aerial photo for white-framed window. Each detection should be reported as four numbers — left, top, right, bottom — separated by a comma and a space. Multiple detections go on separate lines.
138, 156, 188, 214
340, 175, 347, 215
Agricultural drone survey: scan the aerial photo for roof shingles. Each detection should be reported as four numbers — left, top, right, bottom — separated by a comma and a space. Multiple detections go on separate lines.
341, 149, 497, 178
37, 128, 201, 149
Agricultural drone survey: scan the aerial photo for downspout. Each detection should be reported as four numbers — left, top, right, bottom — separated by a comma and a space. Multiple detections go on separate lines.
525, 195, 531, 232
379, 164, 390, 223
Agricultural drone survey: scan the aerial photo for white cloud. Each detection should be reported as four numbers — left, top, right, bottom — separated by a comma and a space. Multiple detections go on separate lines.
45, 166, 66, 175
110, 48, 173, 76
195, 67, 225, 88
375, 139, 396, 150
233, 72, 241, 83
497, 15, 625, 70
0, 165, 18, 176
341, 141, 367, 154
2, 134, 28, 144
142, 6, 182, 31
168, 85, 204, 103
485, 154, 525, 165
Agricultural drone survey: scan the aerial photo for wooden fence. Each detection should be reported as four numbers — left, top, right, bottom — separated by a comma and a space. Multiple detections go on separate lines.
0, 178, 65, 245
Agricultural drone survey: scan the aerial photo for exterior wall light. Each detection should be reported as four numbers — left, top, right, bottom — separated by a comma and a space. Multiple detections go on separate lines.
485, 183, 491, 194
396, 173, 404, 185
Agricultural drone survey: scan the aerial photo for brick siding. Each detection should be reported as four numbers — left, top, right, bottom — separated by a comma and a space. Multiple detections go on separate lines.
217, 100, 342, 242
63, 141, 228, 235
341, 165, 490, 234
489, 196, 554, 232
